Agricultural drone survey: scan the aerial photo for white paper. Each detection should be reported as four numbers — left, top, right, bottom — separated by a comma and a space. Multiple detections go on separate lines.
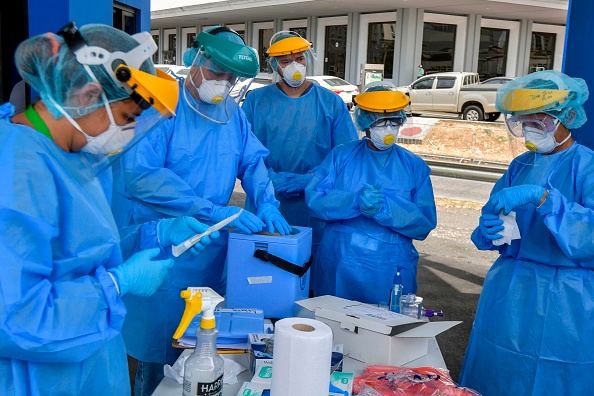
493, 211, 521, 246
163, 349, 247, 385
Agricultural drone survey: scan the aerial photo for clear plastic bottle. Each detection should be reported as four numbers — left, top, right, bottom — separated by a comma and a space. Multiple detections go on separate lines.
182, 327, 224, 396
389, 270, 403, 313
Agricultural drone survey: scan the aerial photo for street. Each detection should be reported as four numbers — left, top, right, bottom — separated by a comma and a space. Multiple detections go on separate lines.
231, 174, 497, 382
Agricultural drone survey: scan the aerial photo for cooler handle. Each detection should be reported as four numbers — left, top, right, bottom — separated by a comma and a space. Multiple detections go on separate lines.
253, 250, 312, 278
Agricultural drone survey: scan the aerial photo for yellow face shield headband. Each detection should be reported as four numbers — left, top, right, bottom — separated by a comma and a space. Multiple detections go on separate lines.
354, 90, 410, 113
499, 88, 571, 115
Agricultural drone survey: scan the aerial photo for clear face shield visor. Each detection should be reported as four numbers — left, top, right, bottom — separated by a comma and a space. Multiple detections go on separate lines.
56, 22, 178, 174
504, 113, 566, 164
183, 53, 252, 124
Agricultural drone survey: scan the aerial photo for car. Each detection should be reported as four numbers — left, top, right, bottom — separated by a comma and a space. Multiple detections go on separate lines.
231, 72, 274, 100
154, 64, 189, 80
306, 76, 359, 109
480, 77, 515, 85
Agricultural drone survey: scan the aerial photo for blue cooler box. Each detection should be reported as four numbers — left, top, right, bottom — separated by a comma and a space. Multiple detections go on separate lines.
225, 226, 312, 319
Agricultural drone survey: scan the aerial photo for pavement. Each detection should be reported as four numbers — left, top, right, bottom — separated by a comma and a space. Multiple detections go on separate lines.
231, 174, 497, 383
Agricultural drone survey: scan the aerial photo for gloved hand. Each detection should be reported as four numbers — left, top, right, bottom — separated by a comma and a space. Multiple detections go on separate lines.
477, 213, 504, 242
359, 183, 384, 218
109, 248, 174, 296
157, 216, 220, 255
212, 205, 264, 234
283, 172, 314, 194
268, 168, 292, 193
489, 185, 547, 215
257, 203, 292, 235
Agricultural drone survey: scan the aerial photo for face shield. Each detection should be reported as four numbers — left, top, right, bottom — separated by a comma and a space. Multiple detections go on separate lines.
55, 22, 179, 174
183, 27, 259, 124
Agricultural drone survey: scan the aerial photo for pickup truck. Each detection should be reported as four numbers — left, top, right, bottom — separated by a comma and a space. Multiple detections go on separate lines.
397, 72, 501, 121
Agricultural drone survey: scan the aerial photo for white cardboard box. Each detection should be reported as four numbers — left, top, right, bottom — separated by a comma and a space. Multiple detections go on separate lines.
296, 295, 461, 367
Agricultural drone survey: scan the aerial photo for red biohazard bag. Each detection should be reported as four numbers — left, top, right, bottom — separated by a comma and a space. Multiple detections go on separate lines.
353, 365, 481, 396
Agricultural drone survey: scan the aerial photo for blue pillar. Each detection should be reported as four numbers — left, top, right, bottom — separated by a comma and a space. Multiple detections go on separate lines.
28, 0, 112, 37
563, 0, 594, 149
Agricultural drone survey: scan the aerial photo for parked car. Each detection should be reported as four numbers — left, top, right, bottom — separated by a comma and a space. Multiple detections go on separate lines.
231, 72, 274, 101
397, 72, 500, 121
306, 76, 359, 109
480, 77, 515, 85
154, 64, 189, 80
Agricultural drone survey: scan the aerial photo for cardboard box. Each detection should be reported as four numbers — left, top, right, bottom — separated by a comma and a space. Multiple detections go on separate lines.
297, 295, 461, 366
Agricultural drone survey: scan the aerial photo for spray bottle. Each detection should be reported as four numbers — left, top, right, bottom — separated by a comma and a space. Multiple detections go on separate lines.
389, 269, 403, 313
173, 287, 225, 396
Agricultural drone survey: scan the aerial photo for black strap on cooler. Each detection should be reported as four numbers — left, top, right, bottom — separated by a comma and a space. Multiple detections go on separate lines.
253, 250, 313, 278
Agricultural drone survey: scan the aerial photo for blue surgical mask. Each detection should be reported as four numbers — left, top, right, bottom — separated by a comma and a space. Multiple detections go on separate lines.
369, 125, 399, 150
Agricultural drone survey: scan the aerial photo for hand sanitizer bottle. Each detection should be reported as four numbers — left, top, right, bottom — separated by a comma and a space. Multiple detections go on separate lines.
389, 270, 403, 313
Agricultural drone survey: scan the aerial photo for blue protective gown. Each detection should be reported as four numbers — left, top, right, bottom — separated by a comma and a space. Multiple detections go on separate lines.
118, 90, 278, 364
241, 83, 358, 261
460, 143, 594, 395
305, 139, 437, 304
0, 103, 156, 395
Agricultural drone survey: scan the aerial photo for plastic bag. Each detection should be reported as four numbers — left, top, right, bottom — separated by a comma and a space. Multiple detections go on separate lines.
353, 365, 481, 396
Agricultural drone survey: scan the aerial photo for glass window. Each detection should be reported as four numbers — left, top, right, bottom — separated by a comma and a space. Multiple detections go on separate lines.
324, 25, 347, 78
187, 33, 196, 49
235, 30, 245, 41
478, 28, 509, 79
113, 2, 137, 35
530, 32, 556, 73
152, 34, 159, 63
259, 29, 274, 72
165, 34, 176, 64
422, 23, 456, 75
290, 27, 307, 39
436, 77, 456, 89
367, 22, 395, 79
412, 77, 435, 90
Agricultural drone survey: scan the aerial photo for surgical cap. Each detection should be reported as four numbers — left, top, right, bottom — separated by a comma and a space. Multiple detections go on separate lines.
183, 26, 245, 68
354, 86, 407, 131
496, 70, 589, 129
15, 24, 156, 120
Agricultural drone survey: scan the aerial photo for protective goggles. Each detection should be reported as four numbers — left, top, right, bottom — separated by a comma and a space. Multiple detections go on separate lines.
57, 22, 178, 117
372, 118, 405, 128
504, 113, 560, 138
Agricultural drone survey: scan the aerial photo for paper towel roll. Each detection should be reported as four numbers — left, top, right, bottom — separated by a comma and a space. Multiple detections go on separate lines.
270, 318, 333, 396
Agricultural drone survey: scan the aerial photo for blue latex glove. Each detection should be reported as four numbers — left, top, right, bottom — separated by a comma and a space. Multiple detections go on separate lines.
108, 247, 174, 296
359, 183, 384, 217
489, 185, 547, 215
212, 205, 265, 234
268, 168, 292, 193
478, 213, 504, 241
157, 216, 220, 255
283, 172, 314, 194
257, 203, 292, 235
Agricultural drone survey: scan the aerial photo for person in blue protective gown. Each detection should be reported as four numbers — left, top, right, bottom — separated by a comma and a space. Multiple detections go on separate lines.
116, 26, 291, 396
241, 31, 358, 268
459, 70, 594, 395
0, 22, 217, 396
304, 86, 437, 304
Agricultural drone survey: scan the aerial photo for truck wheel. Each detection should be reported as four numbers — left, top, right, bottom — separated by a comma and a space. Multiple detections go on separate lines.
463, 105, 484, 122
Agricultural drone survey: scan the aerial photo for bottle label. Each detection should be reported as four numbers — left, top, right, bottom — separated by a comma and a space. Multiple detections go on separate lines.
189, 374, 223, 396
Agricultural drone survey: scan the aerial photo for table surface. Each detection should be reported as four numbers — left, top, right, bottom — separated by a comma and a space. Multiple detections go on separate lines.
151, 336, 446, 396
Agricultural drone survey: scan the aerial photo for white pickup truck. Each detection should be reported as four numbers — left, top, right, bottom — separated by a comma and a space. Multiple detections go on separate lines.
397, 72, 501, 122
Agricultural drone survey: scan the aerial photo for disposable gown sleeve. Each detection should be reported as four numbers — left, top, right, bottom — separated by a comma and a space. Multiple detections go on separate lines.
372, 165, 437, 240
122, 118, 217, 222
236, 117, 279, 209
0, 165, 125, 363
305, 149, 361, 221
536, 186, 594, 266
330, 103, 359, 147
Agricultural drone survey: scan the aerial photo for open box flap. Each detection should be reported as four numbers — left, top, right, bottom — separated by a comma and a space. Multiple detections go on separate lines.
396, 321, 462, 338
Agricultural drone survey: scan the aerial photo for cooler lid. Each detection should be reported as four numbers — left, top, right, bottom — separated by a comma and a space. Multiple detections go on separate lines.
229, 225, 312, 245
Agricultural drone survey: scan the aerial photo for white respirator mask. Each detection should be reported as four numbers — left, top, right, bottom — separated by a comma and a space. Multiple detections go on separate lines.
369, 125, 400, 150
281, 62, 307, 87
197, 67, 232, 105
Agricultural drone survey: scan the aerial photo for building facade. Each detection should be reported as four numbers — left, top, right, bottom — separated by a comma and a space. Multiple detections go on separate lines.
148, 0, 568, 86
